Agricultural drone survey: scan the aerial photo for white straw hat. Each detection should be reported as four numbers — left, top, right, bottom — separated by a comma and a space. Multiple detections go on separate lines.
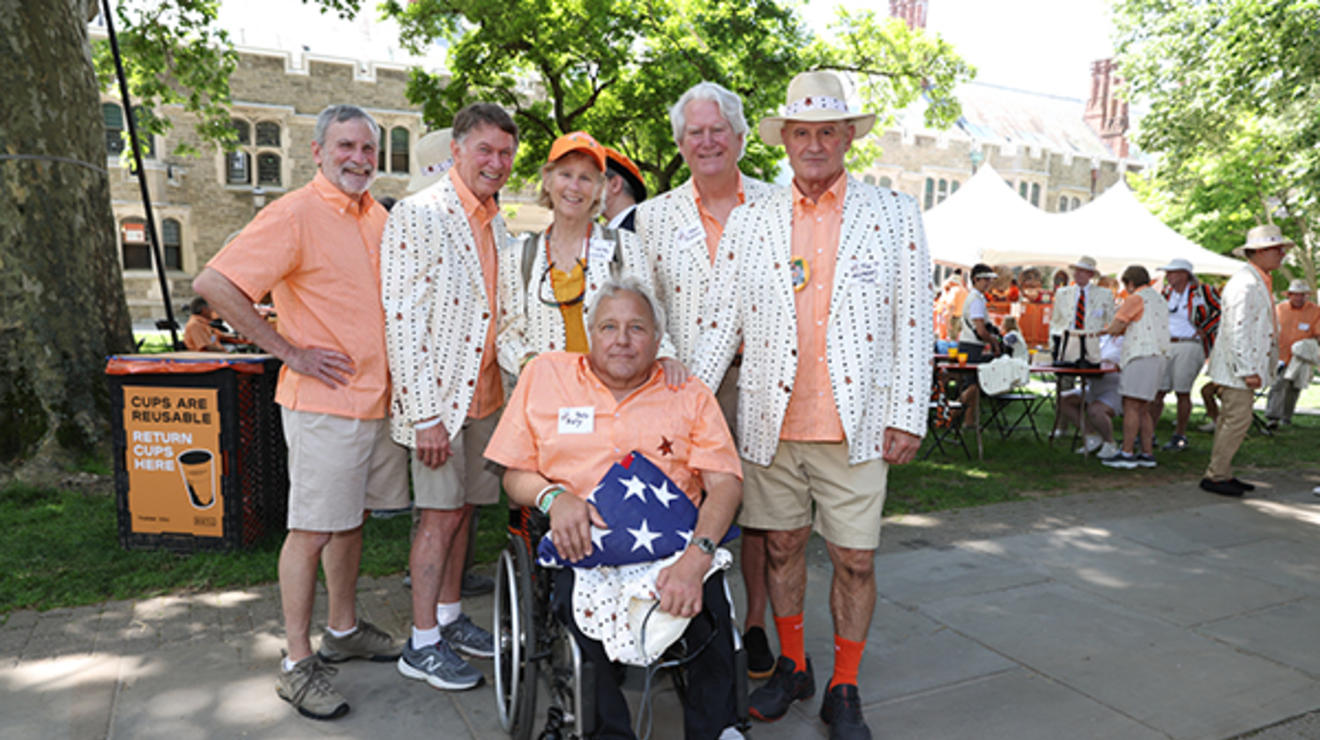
1071, 256, 1099, 273
757, 71, 876, 147
1158, 258, 1194, 273
1233, 224, 1294, 257
406, 128, 453, 194
1287, 279, 1310, 293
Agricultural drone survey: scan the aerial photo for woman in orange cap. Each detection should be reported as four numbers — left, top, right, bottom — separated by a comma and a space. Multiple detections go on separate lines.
496, 131, 679, 380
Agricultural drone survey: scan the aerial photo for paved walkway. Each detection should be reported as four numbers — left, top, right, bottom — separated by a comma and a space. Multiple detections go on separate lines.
4, 468, 1320, 739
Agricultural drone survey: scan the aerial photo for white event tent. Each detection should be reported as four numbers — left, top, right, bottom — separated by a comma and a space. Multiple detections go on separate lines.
923, 164, 1243, 276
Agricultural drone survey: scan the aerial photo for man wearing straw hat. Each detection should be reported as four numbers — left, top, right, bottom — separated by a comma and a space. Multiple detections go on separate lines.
1200, 224, 1292, 496
1048, 255, 1115, 366
1149, 258, 1220, 451
694, 70, 932, 740
1265, 278, 1320, 427
635, 81, 780, 679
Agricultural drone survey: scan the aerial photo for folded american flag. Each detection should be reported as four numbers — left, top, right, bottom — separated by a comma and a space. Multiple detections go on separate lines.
537, 451, 738, 568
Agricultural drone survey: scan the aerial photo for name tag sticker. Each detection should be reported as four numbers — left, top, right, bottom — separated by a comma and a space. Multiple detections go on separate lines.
587, 239, 614, 265
1300, 323, 1311, 331
849, 261, 879, 284
677, 224, 705, 249
558, 407, 594, 434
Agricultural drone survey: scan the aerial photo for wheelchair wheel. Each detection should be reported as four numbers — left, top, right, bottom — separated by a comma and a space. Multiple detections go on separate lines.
494, 537, 538, 739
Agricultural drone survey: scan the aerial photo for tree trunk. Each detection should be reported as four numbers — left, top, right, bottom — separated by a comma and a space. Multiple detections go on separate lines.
0, 0, 134, 482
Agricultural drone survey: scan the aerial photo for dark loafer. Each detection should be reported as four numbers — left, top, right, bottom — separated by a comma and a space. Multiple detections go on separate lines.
1200, 478, 1244, 497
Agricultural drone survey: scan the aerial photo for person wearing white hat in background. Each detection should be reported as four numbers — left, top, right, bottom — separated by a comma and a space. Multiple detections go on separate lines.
693, 69, 932, 740
1265, 278, 1320, 427
1200, 224, 1292, 496
406, 128, 454, 194
1148, 258, 1221, 451
1048, 255, 1116, 366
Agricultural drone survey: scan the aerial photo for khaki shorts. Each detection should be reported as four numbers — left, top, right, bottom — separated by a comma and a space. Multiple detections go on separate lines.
282, 407, 409, 532
1159, 341, 1205, 394
411, 411, 503, 510
1119, 355, 1166, 401
739, 441, 888, 550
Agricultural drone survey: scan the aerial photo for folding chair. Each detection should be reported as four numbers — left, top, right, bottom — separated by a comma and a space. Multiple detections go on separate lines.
982, 391, 1044, 441
921, 367, 970, 460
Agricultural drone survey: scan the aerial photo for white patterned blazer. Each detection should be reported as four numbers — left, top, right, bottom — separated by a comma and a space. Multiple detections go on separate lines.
1049, 283, 1116, 335
495, 226, 672, 377
381, 175, 509, 448
1208, 263, 1278, 390
692, 177, 934, 466
634, 175, 778, 366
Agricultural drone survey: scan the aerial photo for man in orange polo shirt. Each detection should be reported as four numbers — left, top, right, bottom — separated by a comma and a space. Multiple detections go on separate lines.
381, 103, 517, 691
1266, 279, 1320, 427
693, 71, 932, 740
194, 104, 409, 720
486, 277, 744, 738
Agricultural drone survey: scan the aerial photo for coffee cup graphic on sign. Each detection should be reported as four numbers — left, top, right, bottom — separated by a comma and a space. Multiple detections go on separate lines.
177, 449, 216, 509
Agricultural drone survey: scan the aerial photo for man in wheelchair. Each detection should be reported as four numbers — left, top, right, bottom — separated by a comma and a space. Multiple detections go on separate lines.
485, 276, 745, 739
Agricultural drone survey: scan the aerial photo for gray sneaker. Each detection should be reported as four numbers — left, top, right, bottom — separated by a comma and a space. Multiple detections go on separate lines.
276, 654, 349, 720
398, 637, 484, 690
1102, 451, 1139, 469
441, 613, 495, 659
317, 619, 401, 663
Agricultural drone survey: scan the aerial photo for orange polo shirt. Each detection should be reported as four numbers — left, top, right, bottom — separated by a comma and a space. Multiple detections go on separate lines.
1276, 300, 1320, 364
183, 314, 222, 352
207, 171, 389, 419
484, 352, 742, 505
781, 174, 846, 442
1115, 293, 1144, 323
450, 168, 505, 419
693, 175, 747, 263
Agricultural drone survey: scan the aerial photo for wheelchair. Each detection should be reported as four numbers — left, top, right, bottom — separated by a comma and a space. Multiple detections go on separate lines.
493, 506, 750, 740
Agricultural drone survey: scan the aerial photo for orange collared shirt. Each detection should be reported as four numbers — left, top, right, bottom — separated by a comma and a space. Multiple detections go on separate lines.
183, 313, 222, 352
1115, 293, 1145, 323
207, 171, 389, 419
693, 175, 747, 263
484, 352, 742, 505
450, 168, 505, 419
1276, 300, 1320, 364
780, 174, 847, 442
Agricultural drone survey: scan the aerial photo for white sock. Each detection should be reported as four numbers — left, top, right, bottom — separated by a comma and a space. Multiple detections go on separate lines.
282, 656, 298, 672
436, 602, 462, 627
412, 625, 441, 648
325, 622, 357, 639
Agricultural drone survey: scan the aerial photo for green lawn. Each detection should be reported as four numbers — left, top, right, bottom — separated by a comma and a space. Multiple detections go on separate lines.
2, 393, 1314, 615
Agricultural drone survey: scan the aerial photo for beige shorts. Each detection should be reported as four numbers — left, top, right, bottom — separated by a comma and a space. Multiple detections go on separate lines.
281, 407, 409, 532
411, 411, 503, 510
739, 440, 888, 550
1159, 341, 1205, 394
1119, 355, 1166, 401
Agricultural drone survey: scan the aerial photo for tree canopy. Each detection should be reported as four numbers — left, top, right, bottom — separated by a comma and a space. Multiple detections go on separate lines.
382, 0, 972, 192
1114, 0, 1319, 289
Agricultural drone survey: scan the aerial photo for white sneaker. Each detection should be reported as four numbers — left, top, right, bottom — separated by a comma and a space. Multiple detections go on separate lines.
1095, 441, 1120, 459
1198, 420, 1216, 433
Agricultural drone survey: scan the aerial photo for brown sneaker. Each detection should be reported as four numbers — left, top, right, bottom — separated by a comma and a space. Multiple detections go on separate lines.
276, 654, 349, 720
317, 619, 401, 663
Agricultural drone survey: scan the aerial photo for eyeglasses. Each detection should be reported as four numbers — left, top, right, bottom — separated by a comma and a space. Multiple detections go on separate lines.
537, 258, 588, 307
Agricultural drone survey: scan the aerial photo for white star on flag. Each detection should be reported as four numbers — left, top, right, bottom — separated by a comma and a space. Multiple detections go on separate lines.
621, 475, 648, 502
650, 480, 680, 508
628, 519, 662, 554
590, 525, 610, 551
676, 529, 693, 545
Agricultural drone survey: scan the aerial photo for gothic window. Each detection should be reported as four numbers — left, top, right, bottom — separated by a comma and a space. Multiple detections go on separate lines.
120, 217, 151, 270
161, 218, 183, 270
255, 121, 281, 146
257, 153, 282, 186
390, 126, 410, 173
103, 103, 124, 155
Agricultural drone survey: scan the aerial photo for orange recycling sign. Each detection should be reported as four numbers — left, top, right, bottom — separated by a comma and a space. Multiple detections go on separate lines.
122, 386, 223, 537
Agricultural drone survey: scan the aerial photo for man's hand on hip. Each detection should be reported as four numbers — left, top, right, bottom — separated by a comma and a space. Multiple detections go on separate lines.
883, 427, 922, 465
656, 548, 708, 618
1244, 374, 1263, 390
286, 346, 355, 388
415, 421, 452, 469
549, 493, 606, 563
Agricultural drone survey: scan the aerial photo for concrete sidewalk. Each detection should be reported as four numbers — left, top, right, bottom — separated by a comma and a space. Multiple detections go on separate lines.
4, 469, 1320, 739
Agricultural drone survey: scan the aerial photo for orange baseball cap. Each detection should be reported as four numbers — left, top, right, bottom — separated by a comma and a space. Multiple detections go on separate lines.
547, 131, 606, 172
603, 146, 647, 201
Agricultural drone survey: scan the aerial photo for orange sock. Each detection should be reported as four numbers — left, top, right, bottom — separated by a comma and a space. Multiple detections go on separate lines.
773, 613, 805, 668
830, 634, 865, 689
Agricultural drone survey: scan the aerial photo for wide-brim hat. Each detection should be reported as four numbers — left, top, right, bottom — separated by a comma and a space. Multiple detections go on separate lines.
1158, 257, 1194, 274
1071, 256, 1099, 273
1287, 279, 1311, 294
757, 71, 876, 147
970, 266, 997, 280
603, 146, 647, 201
548, 131, 606, 172
406, 128, 453, 194
1234, 224, 1295, 257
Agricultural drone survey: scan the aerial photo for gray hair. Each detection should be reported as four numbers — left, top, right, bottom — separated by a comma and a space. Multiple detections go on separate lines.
586, 276, 666, 338
314, 104, 380, 148
669, 81, 749, 159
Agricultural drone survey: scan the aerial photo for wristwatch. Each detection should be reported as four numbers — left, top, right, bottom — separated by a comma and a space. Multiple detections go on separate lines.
690, 536, 716, 556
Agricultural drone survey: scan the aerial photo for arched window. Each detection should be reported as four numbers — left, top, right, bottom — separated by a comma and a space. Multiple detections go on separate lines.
1071, 196, 1081, 210
103, 103, 124, 155
1019, 181, 1029, 199
120, 217, 151, 270
879, 176, 892, 188
863, 174, 876, 185
390, 126, 410, 173
161, 218, 182, 270
226, 151, 250, 185
231, 119, 250, 145
937, 178, 949, 204
257, 153, 281, 186
256, 121, 281, 147
1058, 196, 1069, 212
924, 178, 935, 210
1030, 183, 1041, 207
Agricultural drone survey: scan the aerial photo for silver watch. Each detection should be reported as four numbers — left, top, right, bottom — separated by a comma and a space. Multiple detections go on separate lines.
690, 536, 716, 555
